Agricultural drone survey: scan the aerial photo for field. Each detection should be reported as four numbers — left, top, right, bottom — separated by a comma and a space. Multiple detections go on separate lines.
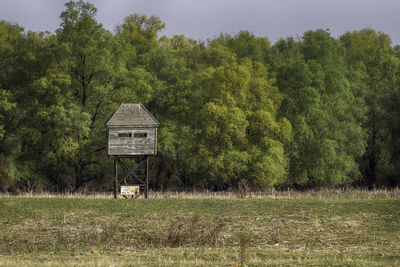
0, 190, 400, 266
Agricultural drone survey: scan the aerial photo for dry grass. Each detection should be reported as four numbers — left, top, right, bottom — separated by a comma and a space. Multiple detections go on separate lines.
151, 188, 400, 199
2, 214, 225, 253
1, 187, 400, 199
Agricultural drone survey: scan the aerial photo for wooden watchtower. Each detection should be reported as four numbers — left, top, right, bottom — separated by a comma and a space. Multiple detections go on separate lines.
106, 103, 159, 198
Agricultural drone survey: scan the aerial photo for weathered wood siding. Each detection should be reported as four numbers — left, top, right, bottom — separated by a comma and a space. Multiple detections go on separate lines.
107, 127, 157, 155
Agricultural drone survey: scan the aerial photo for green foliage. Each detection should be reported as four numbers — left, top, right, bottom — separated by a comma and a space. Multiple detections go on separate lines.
341, 29, 399, 187
212, 31, 271, 64
0, 21, 23, 190
0, 1, 399, 191
275, 30, 366, 187
115, 14, 165, 45
186, 58, 289, 188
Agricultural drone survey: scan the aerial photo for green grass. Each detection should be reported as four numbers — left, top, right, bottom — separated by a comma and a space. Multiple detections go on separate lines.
1, 196, 400, 266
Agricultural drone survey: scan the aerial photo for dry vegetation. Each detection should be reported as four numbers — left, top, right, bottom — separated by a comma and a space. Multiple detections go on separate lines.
0, 191, 399, 266
1, 188, 400, 199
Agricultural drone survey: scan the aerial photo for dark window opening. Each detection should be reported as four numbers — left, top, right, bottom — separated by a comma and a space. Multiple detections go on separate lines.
134, 132, 147, 138
118, 133, 132, 138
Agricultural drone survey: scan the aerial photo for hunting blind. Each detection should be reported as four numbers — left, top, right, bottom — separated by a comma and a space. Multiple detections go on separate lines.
106, 103, 159, 198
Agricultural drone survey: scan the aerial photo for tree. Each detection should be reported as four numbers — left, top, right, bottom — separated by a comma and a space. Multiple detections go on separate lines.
55, 0, 117, 190
115, 14, 165, 67
188, 55, 290, 189
0, 21, 23, 190
341, 29, 399, 187
212, 31, 271, 65
275, 30, 366, 187
115, 14, 165, 46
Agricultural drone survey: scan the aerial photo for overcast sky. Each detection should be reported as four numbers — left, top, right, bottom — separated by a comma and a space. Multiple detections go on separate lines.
0, 0, 399, 45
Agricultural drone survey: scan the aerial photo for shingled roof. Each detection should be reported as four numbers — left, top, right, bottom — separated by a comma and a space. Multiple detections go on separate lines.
106, 103, 159, 127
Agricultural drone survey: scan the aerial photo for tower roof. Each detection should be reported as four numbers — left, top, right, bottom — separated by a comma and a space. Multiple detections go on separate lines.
106, 103, 159, 127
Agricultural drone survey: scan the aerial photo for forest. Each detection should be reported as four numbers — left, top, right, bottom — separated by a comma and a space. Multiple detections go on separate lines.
1, 0, 400, 192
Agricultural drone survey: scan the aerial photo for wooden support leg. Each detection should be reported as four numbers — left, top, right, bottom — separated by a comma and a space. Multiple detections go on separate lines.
114, 156, 118, 199
145, 156, 149, 199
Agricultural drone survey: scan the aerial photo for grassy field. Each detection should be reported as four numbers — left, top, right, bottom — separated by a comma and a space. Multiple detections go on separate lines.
0, 192, 399, 266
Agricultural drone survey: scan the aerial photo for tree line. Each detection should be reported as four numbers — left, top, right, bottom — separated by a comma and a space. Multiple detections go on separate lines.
1, 0, 399, 192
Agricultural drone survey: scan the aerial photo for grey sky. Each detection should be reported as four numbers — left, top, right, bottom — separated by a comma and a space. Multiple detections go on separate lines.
0, 0, 399, 45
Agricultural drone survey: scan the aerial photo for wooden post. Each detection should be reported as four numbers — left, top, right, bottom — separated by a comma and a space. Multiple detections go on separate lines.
114, 156, 118, 199
145, 156, 149, 199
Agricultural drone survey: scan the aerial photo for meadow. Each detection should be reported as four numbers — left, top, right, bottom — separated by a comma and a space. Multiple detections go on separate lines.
0, 190, 399, 266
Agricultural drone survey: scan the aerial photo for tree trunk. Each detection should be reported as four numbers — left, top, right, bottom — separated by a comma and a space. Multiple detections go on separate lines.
74, 166, 83, 191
